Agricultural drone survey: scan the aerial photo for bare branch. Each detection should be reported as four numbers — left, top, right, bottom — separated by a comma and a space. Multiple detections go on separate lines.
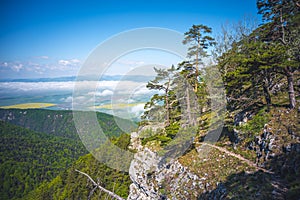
88, 186, 98, 200
75, 169, 125, 200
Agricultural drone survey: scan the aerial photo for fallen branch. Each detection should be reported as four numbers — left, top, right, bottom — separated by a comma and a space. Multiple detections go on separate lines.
75, 169, 125, 200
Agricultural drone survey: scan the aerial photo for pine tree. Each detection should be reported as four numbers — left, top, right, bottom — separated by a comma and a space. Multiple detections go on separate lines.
183, 24, 215, 92
142, 66, 177, 126
257, 0, 300, 109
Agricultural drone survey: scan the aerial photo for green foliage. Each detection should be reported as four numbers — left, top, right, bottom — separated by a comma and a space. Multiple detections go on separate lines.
141, 135, 156, 145
165, 121, 180, 139
24, 153, 132, 200
238, 109, 270, 136
257, 0, 299, 109
142, 66, 177, 125
140, 122, 195, 148
0, 121, 87, 199
22, 130, 133, 200
141, 25, 217, 148
183, 24, 216, 61
113, 133, 131, 151
139, 127, 156, 138
141, 135, 171, 146
0, 109, 134, 199
0, 109, 135, 139
181, 24, 215, 111
217, 0, 299, 110
156, 135, 172, 144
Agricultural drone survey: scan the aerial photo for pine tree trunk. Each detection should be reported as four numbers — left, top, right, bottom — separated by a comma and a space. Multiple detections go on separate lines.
195, 50, 199, 93
165, 95, 170, 126
286, 68, 296, 109
263, 84, 271, 111
186, 86, 192, 125
165, 83, 170, 126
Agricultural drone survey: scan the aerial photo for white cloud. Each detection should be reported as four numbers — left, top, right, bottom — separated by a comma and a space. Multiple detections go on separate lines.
96, 80, 119, 89
60, 96, 73, 102
117, 60, 145, 66
26, 62, 46, 74
0, 57, 82, 80
0, 80, 154, 110
99, 89, 113, 96
127, 99, 135, 103
0, 62, 24, 72
11, 64, 23, 72
35, 56, 49, 59
0, 80, 125, 93
70, 58, 80, 63
0, 81, 75, 92
1, 62, 8, 67
131, 104, 145, 116
58, 60, 71, 66
58, 59, 81, 66
88, 89, 113, 97
110, 81, 148, 95
133, 86, 151, 95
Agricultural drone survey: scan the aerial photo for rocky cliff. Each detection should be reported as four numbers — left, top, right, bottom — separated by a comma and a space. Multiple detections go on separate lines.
127, 107, 299, 199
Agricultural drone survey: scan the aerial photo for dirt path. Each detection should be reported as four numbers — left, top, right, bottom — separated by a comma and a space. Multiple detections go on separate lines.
197, 142, 273, 174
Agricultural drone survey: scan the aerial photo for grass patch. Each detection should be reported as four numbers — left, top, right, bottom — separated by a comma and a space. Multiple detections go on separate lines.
179, 147, 256, 190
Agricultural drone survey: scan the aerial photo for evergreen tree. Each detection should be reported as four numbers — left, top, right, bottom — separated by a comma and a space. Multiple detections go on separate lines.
183, 24, 215, 92
142, 66, 177, 126
257, 0, 300, 108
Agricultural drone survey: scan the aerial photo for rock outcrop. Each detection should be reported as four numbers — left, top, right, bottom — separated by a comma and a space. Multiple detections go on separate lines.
127, 107, 299, 199
128, 125, 203, 199
128, 147, 203, 200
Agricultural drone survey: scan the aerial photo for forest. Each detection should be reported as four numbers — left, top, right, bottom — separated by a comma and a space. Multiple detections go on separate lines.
0, 109, 134, 199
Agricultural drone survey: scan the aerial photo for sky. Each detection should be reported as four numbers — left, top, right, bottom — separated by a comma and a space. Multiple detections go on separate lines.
0, 0, 260, 79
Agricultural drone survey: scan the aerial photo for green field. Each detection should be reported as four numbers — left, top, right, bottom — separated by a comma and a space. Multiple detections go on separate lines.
0, 103, 56, 109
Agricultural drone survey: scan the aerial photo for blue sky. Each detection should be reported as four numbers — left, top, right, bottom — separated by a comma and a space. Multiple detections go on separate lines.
0, 0, 259, 79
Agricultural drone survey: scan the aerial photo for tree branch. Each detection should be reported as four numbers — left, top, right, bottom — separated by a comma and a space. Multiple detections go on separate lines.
75, 169, 125, 200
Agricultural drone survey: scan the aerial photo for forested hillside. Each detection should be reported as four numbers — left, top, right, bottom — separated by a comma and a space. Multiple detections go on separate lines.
0, 121, 87, 199
0, 109, 135, 200
0, 109, 135, 139
24, 134, 132, 200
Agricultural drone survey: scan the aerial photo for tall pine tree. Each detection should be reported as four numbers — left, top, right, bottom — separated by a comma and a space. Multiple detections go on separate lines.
257, 0, 300, 109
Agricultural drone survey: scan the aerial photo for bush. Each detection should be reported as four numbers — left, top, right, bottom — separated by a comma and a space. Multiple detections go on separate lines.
166, 122, 180, 139
238, 109, 270, 137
